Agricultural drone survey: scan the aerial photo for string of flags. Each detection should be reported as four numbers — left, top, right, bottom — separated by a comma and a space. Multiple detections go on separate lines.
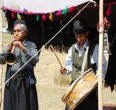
3, 6, 76, 22
2, 1, 116, 22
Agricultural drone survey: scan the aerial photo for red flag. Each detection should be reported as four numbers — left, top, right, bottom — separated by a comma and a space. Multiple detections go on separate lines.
106, 6, 111, 16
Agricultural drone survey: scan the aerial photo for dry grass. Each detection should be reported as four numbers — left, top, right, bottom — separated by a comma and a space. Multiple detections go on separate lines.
0, 33, 116, 110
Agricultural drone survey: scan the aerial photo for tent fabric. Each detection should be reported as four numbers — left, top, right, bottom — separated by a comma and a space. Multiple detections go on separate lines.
1, 0, 116, 90
2, 0, 89, 14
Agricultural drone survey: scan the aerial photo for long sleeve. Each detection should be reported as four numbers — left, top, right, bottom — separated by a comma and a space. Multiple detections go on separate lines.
0, 47, 9, 64
91, 44, 107, 79
64, 47, 73, 74
64, 40, 89, 75
10, 40, 39, 74
64, 43, 107, 79
23, 41, 39, 65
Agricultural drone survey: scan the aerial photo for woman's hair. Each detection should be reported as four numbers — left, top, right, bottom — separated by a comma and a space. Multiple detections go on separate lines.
14, 24, 28, 33
14, 19, 28, 33
19, 24, 28, 33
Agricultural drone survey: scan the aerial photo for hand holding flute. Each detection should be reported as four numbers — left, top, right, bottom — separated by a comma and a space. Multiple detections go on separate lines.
5, 37, 26, 65
8, 37, 26, 52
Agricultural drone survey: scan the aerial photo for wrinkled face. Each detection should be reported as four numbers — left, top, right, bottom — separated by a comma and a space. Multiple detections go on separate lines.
13, 24, 26, 41
75, 31, 89, 46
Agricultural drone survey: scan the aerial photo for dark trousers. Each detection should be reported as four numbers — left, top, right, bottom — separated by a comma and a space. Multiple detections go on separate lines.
4, 77, 38, 110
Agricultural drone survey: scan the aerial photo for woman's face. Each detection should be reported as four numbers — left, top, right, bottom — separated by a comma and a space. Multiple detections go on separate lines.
75, 31, 89, 46
13, 24, 26, 41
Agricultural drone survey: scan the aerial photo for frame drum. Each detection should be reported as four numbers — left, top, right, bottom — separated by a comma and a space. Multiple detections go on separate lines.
61, 68, 98, 110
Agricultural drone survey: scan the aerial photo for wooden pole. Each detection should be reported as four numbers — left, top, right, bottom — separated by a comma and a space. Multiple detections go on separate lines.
98, 0, 104, 110
0, 8, 3, 108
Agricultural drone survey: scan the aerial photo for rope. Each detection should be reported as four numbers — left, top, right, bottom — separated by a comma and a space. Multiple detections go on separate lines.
0, 0, 95, 89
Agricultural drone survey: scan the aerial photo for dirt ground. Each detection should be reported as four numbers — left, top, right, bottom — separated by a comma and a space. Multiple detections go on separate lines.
35, 47, 68, 110
0, 34, 116, 110
36, 47, 116, 110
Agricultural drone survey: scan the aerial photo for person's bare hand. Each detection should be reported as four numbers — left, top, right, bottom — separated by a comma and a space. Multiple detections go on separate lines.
60, 67, 67, 75
8, 39, 17, 52
13, 41, 26, 50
